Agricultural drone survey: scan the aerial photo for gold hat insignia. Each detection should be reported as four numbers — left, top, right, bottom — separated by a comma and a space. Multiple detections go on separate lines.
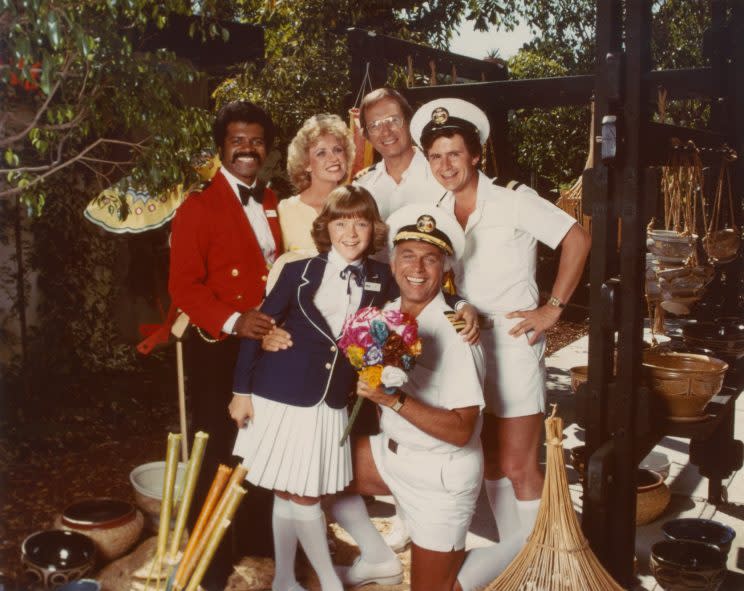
416, 214, 436, 233
431, 107, 449, 125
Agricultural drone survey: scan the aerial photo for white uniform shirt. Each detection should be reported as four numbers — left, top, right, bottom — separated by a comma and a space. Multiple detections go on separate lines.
379, 293, 485, 454
354, 148, 447, 220
438, 171, 575, 315
220, 166, 278, 335
313, 248, 364, 338
221, 166, 277, 265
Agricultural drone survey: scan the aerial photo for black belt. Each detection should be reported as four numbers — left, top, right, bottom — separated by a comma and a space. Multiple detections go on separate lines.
388, 438, 399, 454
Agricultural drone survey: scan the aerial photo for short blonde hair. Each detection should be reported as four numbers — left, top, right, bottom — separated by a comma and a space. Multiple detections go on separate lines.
286, 114, 355, 192
312, 185, 388, 256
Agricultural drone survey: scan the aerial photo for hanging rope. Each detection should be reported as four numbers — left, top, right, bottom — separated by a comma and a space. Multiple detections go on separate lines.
406, 55, 414, 87
429, 59, 437, 86
703, 146, 740, 263
352, 62, 373, 109
451, 64, 457, 83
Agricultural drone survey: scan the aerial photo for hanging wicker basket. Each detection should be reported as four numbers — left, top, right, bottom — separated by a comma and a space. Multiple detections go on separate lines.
703, 148, 740, 265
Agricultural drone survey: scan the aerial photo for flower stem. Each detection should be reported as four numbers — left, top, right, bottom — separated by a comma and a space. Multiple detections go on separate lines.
339, 396, 365, 446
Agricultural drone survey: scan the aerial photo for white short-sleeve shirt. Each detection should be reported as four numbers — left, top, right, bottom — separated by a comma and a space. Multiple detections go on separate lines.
379, 292, 485, 454
354, 148, 447, 220
438, 171, 576, 315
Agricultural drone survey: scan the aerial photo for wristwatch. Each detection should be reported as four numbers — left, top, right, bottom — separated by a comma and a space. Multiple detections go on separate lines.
390, 392, 407, 413
547, 295, 566, 309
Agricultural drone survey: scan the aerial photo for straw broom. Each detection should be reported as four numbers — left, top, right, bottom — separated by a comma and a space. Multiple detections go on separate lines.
485, 406, 624, 591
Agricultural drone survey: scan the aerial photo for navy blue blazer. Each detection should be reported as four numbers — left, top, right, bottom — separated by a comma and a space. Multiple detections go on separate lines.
232, 253, 396, 409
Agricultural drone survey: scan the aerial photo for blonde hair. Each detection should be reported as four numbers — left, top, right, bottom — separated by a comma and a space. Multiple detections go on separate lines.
312, 185, 388, 256
286, 114, 355, 192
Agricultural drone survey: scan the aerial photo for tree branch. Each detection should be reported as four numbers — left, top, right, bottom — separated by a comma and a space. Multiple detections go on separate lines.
0, 137, 150, 199
0, 55, 74, 149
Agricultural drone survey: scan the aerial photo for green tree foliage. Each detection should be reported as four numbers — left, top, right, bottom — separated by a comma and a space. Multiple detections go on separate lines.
1, 0, 215, 213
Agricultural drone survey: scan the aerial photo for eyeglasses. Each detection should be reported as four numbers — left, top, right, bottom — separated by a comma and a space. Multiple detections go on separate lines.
366, 115, 404, 135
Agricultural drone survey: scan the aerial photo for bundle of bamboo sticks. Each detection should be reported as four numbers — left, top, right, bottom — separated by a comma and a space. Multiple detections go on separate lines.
136, 432, 248, 591
485, 407, 624, 591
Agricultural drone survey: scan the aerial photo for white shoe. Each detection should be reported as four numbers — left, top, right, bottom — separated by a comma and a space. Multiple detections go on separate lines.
335, 556, 404, 587
382, 516, 411, 553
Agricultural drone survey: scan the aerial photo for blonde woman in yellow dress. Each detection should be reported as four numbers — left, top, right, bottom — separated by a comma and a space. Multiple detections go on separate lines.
267, 114, 355, 291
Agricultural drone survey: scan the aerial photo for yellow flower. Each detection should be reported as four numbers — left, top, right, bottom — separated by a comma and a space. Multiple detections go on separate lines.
359, 365, 383, 388
347, 345, 365, 369
408, 339, 422, 356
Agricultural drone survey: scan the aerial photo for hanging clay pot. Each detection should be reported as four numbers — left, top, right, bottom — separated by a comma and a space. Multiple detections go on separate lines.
703, 227, 741, 265
647, 229, 698, 261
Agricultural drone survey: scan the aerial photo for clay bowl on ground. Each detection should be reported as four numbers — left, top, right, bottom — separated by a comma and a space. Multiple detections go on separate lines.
129, 461, 187, 532
636, 469, 671, 525
663, 518, 737, 557
642, 351, 728, 421
56, 498, 143, 563
683, 318, 744, 362
650, 539, 726, 591
569, 365, 588, 393
21, 530, 96, 590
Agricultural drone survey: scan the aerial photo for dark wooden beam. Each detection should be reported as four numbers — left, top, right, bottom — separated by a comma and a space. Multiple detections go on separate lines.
346, 28, 507, 83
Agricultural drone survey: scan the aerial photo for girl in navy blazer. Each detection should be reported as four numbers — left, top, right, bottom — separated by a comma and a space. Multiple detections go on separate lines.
229, 185, 395, 591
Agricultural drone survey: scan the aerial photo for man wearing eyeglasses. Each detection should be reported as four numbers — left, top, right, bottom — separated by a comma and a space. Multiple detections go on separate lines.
354, 88, 446, 220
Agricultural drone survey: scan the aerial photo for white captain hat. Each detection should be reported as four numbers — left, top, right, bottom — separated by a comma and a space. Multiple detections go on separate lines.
387, 203, 465, 261
410, 98, 490, 149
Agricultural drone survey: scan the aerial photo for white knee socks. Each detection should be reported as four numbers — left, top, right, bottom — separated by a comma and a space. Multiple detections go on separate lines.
484, 477, 522, 542
291, 501, 343, 591
515, 497, 541, 541
272, 496, 303, 591
331, 494, 397, 564
455, 535, 523, 591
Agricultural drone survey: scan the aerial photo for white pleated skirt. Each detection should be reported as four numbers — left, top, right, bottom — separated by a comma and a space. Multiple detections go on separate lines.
232, 395, 352, 497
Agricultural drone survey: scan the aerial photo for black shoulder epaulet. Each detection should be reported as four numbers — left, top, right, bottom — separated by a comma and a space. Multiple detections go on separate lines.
353, 162, 378, 181
443, 310, 466, 333
492, 177, 524, 191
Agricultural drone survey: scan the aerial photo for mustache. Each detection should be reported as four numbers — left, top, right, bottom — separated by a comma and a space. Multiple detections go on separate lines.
232, 151, 262, 163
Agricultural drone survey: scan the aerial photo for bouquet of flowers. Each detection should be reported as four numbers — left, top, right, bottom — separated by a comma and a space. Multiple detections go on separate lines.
338, 306, 422, 445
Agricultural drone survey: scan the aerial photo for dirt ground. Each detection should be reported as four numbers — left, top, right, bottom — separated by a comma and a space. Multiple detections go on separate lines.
0, 319, 588, 588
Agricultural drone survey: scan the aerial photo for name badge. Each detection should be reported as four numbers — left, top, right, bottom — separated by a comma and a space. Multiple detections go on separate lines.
265, 209, 277, 218
364, 281, 381, 292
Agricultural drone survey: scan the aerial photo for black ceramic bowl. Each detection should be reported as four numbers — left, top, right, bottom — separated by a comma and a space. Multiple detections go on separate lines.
663, 518, 737, 556
21, 530, 96, 589
650, 540, 726, 591
683, 318, 744, 361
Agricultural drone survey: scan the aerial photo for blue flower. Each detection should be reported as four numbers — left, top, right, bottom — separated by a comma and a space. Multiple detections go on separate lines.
400, 354, 414, 371
364, 345, 383, 365
370, 319, 389, 346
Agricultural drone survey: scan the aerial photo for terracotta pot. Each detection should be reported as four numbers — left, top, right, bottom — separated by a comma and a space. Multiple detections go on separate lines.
636, 469, 671, 525
642, 352, 728, 421
21, 530, 96, 590
56, 498, 143, 563
647, 229, 698, 260
703, 227, 740, 264
569, 365, 588, 393
650, 540, 726, 591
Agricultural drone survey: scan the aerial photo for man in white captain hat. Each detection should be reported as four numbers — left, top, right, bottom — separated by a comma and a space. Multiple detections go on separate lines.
410, 98, 591, 590
329, 203, 486, 591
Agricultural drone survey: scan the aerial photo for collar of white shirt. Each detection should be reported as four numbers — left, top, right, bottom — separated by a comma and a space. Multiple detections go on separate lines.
220, 166, 258, 204
327, 247, 363, 273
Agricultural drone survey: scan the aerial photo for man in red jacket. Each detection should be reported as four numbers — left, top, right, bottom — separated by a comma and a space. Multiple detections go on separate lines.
169, 101, 282, 589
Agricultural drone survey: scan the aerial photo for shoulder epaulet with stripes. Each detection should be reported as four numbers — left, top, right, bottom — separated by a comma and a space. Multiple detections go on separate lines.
491, 177, 524, 191
443, 310, 466, 333
352, 162, 378, 181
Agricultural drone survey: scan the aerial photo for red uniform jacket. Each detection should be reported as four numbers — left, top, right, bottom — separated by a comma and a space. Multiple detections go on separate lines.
168, 170, 283, 338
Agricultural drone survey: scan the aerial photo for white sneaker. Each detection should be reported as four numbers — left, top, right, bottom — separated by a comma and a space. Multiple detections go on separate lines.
335, 556, 404, 587
382, 515, 411, 552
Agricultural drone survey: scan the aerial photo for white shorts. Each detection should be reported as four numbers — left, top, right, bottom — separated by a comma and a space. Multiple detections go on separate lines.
233, 395, 352, 497
370, 433, 483, 552
481, 315, 546, 418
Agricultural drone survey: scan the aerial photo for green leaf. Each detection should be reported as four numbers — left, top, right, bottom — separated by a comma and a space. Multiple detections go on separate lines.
47, 12, 61, 49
